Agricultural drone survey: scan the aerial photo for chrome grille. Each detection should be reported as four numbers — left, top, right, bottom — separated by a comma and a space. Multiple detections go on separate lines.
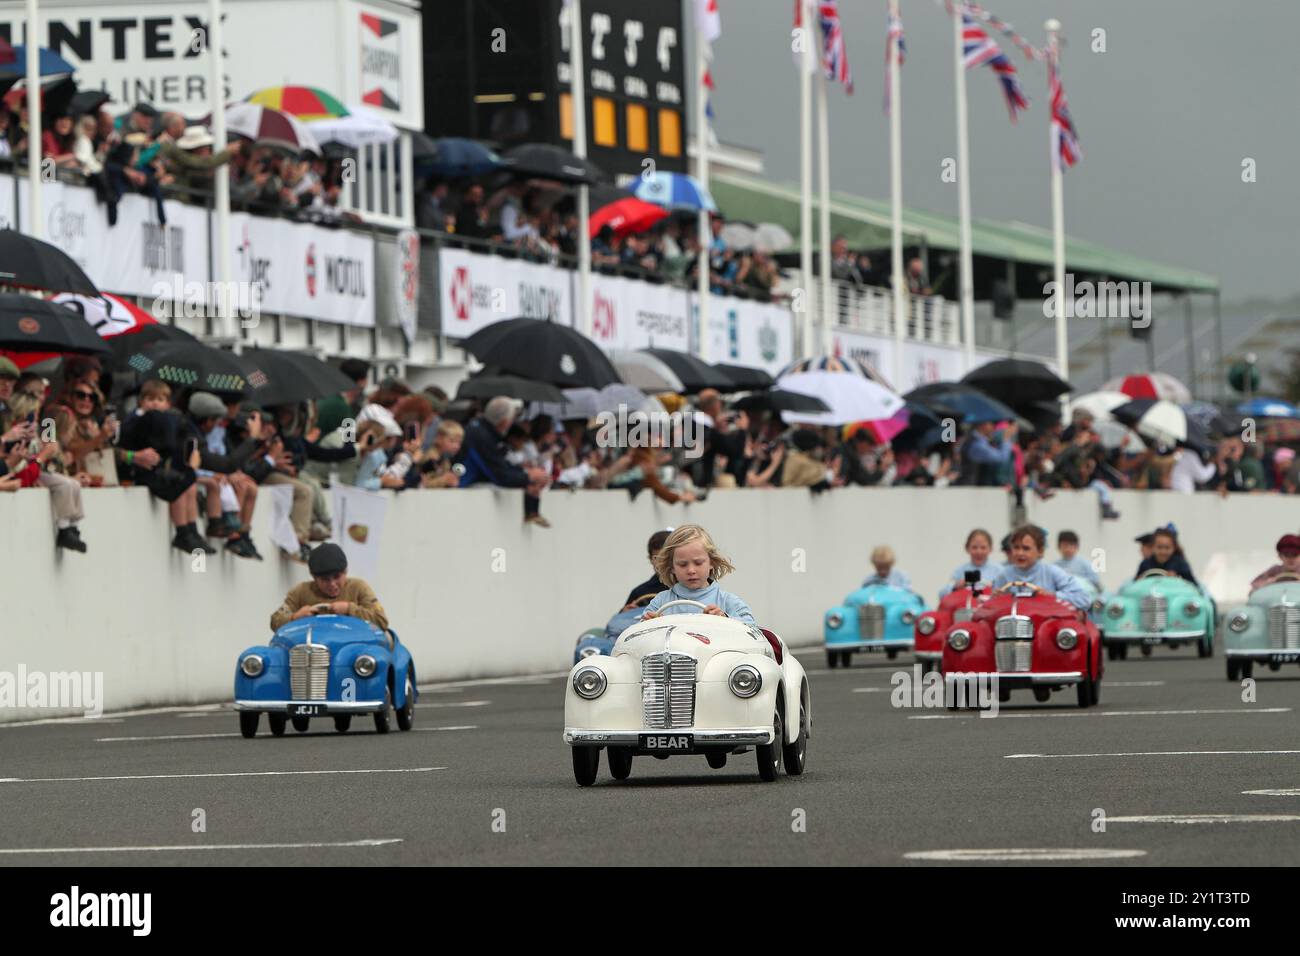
1140, 594, 1167, 631
289, 644, 330, 700
858, 603, 885, 640
641, 653, 697, 729
1268, 606, 1300, 650
995, 640, 1033, 672
996, 615, 1033, 641
954, 608, 975, 623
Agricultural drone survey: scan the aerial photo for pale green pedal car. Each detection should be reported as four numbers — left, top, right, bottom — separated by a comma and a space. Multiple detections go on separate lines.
1101, 570, 1216, 660
1222, 573, 1300, 680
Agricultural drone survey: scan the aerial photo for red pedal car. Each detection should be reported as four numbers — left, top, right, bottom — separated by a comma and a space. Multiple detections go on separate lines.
940, 580, 1104, 708
914, 573, 993, 673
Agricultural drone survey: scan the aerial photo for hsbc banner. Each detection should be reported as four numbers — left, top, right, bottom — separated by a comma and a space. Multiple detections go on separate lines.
585, 274, 690, 353
701, 295, 796, 378
439, 247, 573, 337
224, 212, 375, 327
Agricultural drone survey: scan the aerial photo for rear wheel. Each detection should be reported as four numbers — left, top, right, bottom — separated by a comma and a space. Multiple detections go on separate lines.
607, 747, 633, 780
756, 706, 784, 781
782, 692, 809, 776
1227, 658, 1241, 681
291, 715, 310, 733
268, 713, 287, 736
395, 668, 415, 731
705, 751, 728, 769
239, 711, 259, 738
826, 650, 839, 669
572, 746, 600, 786
333, 715, 352, 733
373, 683, 393, 734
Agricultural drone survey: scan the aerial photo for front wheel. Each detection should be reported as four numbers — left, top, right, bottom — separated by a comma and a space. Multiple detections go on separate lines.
886, 648, 899, 660
1076, 677, 1092, 708
607, 747, 633, 780
239, 711, 259, 738
1226, 658, 1240, 681
268, 713, 287, 736
840, 651, 852, 668
1198, 638, 1213, 659
395, 667, 415, 731
826, 650, 839, 669
1116, 643, 1128, 660
1032, 686, 1051, 703
782, 694, 808, 776
373, 684, 392, 734
1090, 675, 1101, 706
572, 747, 600, 786
1107, 644, 1120, 661
756, 706, 784, 782
291, 715, 310, 733
333, 715, 352, 733
1140, 644, 1153, 657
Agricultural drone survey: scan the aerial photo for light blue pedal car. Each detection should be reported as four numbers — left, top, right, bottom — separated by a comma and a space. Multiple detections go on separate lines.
574, 595, 656, 663
824, 583, 927, 668
1222, 574, 1300, 680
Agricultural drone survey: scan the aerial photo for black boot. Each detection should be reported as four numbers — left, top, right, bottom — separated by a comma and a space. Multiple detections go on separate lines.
173, 525, 216, 554
56, 526, 87, 553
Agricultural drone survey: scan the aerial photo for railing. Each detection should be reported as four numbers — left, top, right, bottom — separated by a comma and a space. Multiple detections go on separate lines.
827, 277, 961, 345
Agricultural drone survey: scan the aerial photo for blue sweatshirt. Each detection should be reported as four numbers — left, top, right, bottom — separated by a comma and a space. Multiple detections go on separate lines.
939, 558, 1004, 597
991, 560, 1092, 610
641, 581, 756, 625
1055, 554, 1102, 590
863, 569, 913, 591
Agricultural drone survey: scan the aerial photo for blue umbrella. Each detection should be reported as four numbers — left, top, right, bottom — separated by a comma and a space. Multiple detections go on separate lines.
1237, 397, 1300, 419
904, 383, 1018, 425
0, 46, 76, 78
634, 172, 717, 212
418, 137, 502, 178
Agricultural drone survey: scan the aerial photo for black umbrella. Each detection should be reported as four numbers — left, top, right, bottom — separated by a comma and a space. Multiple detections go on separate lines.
237, 348, 357, 407
962, 358, 1071, 406
714, 362, 775, 390
0, 229, 100, 295
502, 143, 606, 185
462, 317, 621, 388
732, 389, 828, 414
640, 348, 734, 394
106, 323, 198, 367
0, 294, 109, 354
904, 382, 1019, 425
890, 402, 947, 452
123, 341, 249, 395
419, 137, 503, 178
457, 373, 566, 404
70, 89, 112, 116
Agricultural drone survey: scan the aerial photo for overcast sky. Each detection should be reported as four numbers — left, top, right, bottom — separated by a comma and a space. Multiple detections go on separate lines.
703, 0, 1300, 304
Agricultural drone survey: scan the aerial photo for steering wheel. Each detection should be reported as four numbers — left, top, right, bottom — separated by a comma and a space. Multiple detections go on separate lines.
996, 580, 1042, 595
654, 599, 710, 613
1138, 568, 1175, 579
633, 592, 658, 607
1269, 571, 1300, 583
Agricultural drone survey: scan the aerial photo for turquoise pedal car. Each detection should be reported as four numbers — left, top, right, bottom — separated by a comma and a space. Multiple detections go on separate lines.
1101, 570, 1215, 660
824, 583, 927, 668
1222, 573, 1300, 680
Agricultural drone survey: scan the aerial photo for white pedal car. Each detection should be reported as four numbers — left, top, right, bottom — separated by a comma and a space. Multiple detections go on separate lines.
563, 600, 811, 785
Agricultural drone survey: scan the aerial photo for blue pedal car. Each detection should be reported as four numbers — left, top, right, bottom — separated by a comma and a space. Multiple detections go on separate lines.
234, 615, 418, 737
574, 596, 655, 663
824, 583, 927, 668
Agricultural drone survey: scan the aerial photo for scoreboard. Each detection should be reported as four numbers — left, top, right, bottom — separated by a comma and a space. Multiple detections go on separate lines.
423, 0, 689, 178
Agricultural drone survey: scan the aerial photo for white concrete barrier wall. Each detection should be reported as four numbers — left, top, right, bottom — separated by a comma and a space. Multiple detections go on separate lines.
1, 485, 1294, 721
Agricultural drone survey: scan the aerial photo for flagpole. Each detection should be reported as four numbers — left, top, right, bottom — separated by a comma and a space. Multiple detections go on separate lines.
209, 0, 233, 339
1047, 18, 1068, 389
952, 2, 975, 373
889, 0, 905, 388
24, 0, 42, 240
696, 8, 711, 362
799, 0, 815, 357
571, 0, 591, 339
816, 66, 832, 356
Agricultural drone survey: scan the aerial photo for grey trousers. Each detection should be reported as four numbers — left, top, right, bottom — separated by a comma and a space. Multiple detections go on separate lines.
38, 471, 84, 527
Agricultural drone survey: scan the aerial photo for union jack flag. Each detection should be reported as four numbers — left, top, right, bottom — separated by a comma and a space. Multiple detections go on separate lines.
819, 1, 854, 93
883, 8, 905, 114
1049, 54, 1081, 170
962, 6, 1028, 121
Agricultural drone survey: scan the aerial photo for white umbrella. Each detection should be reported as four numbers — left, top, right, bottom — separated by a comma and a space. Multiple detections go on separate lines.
306, 105, 399, 149
777, 371, 905, 426
1103, 372, 1192, 405
1068, 390, 1146, 451
222, 102, 321, 154
531, 383, 658, 420
1112, 398, 1190, 447
610, 349, 686, 393
754, 222, 794, 253
1067, 390, 1131, 422
720, 222, 757, 250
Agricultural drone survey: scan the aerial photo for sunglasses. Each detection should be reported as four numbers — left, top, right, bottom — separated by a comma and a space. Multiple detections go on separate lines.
72, 390, 96, 400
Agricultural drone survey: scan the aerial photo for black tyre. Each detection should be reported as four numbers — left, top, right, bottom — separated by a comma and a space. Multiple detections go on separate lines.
756, 705, 784, 781
239, 711, 259, 738
705, 750, 728, 769
1227, 658, 1241, 681
1140, 644, 1152, 657
886, 648, 899, 660
782, 691, 809, 776
373, 683, 392, 734
1032, 686, 1051, 703
826, 650, 839, 669
1198, 638, 1213, 659
1077, 677, 1092, 708
333, 715, 352, 733
607, 747, 633, 780
572, 746, 599, 786
1116, 643, 1128, 660
1107, 644, 1120, 661
268, 713, 287, 736
291, 715, 310, 733
1242, 660, 1255, 679
1270, 660, 1283, 672
999, 687, 1013, 704
395, 667, 415, 731
840, 651, 852, 668
1090, 675, 1101, 706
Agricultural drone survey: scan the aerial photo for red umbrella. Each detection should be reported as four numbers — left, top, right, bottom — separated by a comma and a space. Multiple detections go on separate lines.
588, 195, 668, 239
2, 293, 157, 369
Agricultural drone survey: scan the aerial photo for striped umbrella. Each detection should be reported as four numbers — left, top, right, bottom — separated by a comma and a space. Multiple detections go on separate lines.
779, 354, 893, 390
247, 86, 349, 120
634, 172, 717, 212
223, 102, 320, 154
1103, 372, 1191, 404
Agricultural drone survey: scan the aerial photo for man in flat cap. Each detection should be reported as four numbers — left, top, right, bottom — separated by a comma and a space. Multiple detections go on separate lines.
269, 542, 389, 632
1250, 534, 1300, 593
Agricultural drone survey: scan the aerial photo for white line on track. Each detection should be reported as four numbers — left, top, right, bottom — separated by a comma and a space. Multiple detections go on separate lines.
905, 848, 1147, 862
94, 726, 476, 742
1106, 814, 1300, 824
1007, 749, 1300, 759
0, 838, 403, 856
913, 707, 1289, 721
415, 700, 490, 708
0, 767, 445, 783
1244, 789, 1300, 796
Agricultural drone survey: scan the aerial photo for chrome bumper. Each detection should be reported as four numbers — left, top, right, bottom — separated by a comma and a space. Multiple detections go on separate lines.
824, 639, 915, 652
1105, 631, 1204, 642
234, 699, 385, 713
945, 671, 1083, 685
914, 650, 942, 660
1224, 649, 1300, 660
563, 727, 775, 746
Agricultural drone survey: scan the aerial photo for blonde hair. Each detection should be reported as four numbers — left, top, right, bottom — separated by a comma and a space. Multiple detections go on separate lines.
436, 419, 464, 441
653, 524, 736, 587
871, 545, 895, 565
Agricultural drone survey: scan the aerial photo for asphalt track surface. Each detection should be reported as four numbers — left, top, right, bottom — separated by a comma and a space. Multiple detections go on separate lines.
2, 647, 1300, 866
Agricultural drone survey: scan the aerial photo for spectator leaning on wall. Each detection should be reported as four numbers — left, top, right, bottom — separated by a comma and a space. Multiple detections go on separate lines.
456, 396, 552, 527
